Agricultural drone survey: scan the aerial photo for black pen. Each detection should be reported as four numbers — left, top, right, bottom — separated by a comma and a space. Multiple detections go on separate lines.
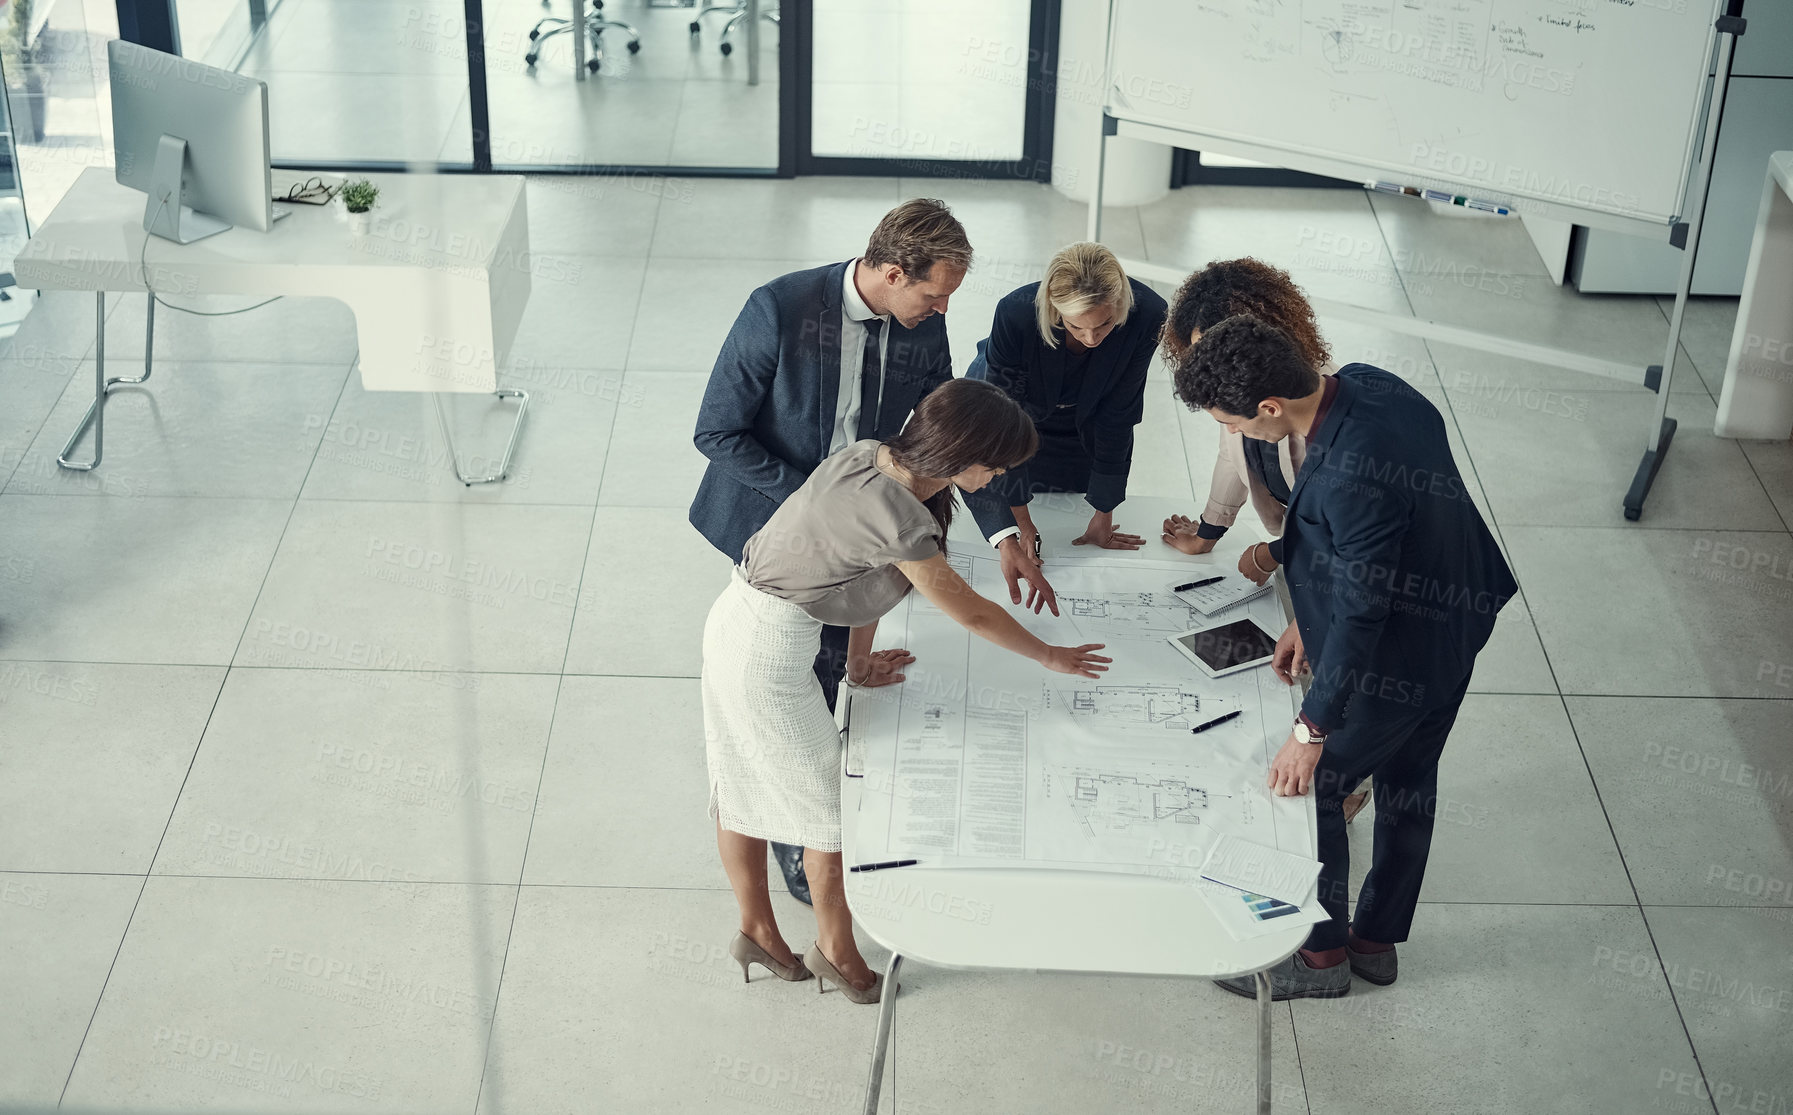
1190, 710, 1241, 735
1174, 576, 1225, 592
849, 859, 918, 873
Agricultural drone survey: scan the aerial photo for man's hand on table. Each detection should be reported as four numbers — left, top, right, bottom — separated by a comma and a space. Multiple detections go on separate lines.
998, 534, 1060, 616
1267, 730, 1323, 797
1271, 621, 1308, 685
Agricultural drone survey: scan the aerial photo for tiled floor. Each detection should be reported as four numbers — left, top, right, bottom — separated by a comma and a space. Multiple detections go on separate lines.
2, 176, 1790, 1115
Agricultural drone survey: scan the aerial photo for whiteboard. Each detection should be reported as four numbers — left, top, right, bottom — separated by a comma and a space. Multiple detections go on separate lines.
1104, 0, 1723, 228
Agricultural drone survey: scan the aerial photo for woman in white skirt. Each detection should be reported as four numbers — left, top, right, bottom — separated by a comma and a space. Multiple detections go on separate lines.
703, 378, 1112, 1004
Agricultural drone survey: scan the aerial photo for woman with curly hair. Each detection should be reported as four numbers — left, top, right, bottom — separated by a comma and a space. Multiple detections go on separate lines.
1157, 258, 1338, 589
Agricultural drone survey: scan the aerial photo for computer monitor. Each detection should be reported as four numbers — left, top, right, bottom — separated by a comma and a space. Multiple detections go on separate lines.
108, 39, 274, 244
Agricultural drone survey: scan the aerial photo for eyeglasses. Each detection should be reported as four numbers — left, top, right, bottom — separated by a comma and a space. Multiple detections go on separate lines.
281, 176, 340, 204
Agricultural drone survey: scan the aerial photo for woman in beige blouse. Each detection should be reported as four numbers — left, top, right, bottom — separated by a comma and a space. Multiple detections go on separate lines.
1157, 258, 1337, 587
703, 377, 1111, 1004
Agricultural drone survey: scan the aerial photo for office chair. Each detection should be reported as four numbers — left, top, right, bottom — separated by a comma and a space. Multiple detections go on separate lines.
526, 0, 641, 73
687, 0, 777, 56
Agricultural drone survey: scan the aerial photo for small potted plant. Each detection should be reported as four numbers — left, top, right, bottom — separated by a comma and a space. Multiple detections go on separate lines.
341, 178, 379, 234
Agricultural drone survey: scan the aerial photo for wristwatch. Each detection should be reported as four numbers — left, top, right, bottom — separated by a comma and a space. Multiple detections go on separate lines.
1293, 716, 1327, 745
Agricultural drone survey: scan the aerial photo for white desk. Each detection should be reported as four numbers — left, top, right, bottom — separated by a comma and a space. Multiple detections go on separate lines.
13, 168, 532, 481
1715, 152, 1793, 441
842, 495, 1313, 1115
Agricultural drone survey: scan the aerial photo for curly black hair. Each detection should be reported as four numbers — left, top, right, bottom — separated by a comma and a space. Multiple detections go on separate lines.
1159, 258, 1330, 368
1173, 314, 1321, 418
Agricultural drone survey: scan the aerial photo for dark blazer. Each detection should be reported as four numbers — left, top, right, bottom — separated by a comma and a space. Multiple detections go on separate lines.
690, 260, 953, 561
964, 278, 1167, 537
1269, 365, 1518, 733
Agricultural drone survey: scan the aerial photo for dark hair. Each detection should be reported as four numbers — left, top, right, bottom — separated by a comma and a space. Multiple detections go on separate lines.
864, 198, 973, 283
1160, 258, 1330, 368
1173, 315, 1321, 418
885, 378, 1038, 545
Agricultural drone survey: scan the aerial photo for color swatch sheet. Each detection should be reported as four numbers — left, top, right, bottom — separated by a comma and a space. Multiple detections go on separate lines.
848, 553, 1314, 880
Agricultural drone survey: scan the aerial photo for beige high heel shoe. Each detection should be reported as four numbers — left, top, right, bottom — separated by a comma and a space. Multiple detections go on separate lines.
803, 944, 883, 1005
728, 933, 813, 983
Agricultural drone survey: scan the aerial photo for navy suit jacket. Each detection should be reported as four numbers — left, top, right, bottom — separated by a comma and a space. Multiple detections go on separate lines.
964, 278, 1167, 537
1269, 366, 1518, 733
689, 261, 953, 562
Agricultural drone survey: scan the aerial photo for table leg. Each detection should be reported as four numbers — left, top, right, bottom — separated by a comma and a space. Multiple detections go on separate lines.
860, 952, 902, 1115
572, 0, 587, 80
59, 292, 161, 471
431, 388, 530, 485
746, 0, 759, 85
1255, 969, 1272, 1114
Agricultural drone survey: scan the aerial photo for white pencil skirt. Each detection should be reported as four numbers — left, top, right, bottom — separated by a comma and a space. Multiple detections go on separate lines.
702, 568, 844, 852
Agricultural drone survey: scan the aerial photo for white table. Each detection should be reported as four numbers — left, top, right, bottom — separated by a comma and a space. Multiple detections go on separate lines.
841, 495, 1313, 1115
13, 168, 533, 482
1715, 152, 1793, 441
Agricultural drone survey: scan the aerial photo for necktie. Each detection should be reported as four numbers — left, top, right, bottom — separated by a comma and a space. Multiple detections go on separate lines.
856, 317, 884, 441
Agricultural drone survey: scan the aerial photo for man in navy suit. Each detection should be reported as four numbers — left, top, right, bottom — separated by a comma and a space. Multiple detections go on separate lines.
690, 199, 970, 902
1174, 315, 1518, 1000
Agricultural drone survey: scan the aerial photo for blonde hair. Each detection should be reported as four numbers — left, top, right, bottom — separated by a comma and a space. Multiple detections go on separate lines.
1035, 242, 1133, 348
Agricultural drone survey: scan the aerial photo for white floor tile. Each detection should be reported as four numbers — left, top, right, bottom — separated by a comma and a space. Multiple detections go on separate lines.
155, 668, 557, 885
0, 663, 223, 873
525, 674, 716, 887
476, 885, 892, 1115
1348, 695, 1633, 905
1445, 377, 1781, 531
1292, 904, 1704, 1113
1138, 187, 1411, 313
0, 495, 291, 665
1646, 905, 1793, 1111
1573, 696, 1793, 907
0, 872, 140, 1108
63, 875, 512, 1112
523, 173, 663, 257
238, 500, 591, 674
502, 255, 647, 371
1507, 526, 1793, 699
648, 176, 899, 261
12, 360, 348, 501
299, 365, 620, 505
626, 256, 832, 371
564, 507, 733, 677
595, 370, 708, 507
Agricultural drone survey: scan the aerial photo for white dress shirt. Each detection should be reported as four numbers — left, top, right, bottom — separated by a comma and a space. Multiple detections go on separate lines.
828, 259, 892, 456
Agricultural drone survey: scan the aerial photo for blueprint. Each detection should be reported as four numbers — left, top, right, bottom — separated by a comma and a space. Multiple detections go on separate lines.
848, 554, 1313, 879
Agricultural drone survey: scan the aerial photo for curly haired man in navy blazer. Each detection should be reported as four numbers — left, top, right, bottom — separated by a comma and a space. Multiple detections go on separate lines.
1175, 314, 1518, 1000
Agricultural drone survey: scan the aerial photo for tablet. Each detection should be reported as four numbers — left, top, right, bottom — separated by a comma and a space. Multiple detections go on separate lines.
1167, 617, 1279, 679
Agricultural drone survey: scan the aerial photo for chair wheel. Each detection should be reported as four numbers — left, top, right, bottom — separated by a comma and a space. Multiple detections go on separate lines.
525, 53, 539, 65
626, 39, 640, 52
719, 41, 732, 55
689, 20, 700, 32
587, 58, 601, 72
528, 28, 540, 40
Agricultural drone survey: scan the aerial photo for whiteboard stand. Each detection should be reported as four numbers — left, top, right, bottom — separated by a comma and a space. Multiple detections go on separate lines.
1629, 4, 1748, 519
1087, 1, 1749, 523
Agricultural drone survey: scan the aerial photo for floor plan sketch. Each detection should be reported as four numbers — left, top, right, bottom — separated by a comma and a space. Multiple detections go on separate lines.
849, 552, 1313, 877
1053, 683, 1239, 731
1055, 590, 1204, 640
1052, 767, 1212, 832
